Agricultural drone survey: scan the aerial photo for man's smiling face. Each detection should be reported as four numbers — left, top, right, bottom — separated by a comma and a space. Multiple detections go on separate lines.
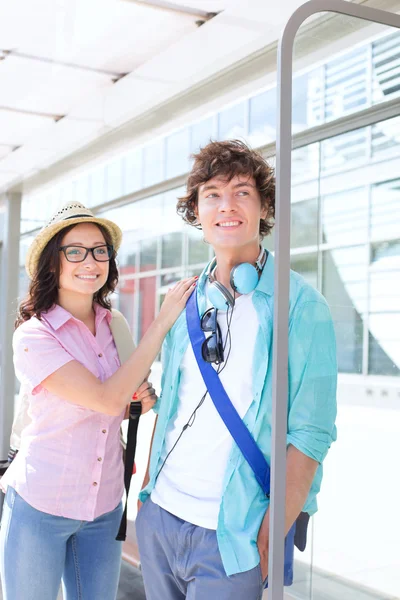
196, 175, 267, 251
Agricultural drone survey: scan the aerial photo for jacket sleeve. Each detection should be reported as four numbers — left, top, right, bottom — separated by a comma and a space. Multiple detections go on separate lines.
286, 300, 338, 464
152, 330, 172, 414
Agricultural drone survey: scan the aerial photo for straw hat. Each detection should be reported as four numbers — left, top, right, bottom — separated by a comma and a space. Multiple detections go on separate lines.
25, 202, 123, 279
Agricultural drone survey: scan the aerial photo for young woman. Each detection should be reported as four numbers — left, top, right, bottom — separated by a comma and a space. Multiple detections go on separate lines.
0, 202, 196, 600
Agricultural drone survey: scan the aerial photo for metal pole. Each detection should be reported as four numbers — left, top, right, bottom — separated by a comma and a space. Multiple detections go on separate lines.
270, 1, 400, 598
0, 192, 21, 460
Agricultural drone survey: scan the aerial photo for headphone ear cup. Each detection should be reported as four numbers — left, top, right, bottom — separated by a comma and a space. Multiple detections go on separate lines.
230, 263, 259, 294
208, 281, 234, 311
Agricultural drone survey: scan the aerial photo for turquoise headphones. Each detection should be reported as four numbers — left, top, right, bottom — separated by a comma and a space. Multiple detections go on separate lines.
207, 247, 267, 311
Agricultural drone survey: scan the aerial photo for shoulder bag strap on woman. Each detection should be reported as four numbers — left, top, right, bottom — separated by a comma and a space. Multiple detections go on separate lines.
110, 309, 142, 542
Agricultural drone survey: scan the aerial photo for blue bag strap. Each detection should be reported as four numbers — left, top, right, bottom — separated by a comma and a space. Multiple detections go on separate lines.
186, 290, 270, 497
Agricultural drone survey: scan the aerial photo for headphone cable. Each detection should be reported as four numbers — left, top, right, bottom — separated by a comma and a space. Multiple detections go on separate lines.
154, 293, 236, 482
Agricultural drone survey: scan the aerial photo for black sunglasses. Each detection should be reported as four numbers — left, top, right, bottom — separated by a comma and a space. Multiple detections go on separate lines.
59, 244, 114, 263
200, 307, 224, 365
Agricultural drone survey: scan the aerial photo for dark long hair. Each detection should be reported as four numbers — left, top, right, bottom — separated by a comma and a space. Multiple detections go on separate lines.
15, 223, 119, 328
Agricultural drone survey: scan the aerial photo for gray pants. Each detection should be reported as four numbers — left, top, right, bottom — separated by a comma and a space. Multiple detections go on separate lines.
136, 498, 265, 600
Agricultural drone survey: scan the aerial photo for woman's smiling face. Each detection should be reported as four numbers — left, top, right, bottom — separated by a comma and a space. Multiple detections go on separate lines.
58, 223, 110, 298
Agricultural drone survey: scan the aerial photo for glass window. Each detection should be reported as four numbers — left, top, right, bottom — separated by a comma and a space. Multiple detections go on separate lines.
368, 331, 400, 376
292, 144, 320, 184
143, 140, 164, 187
19, 235, 35, 269
290, 252, 318, 288
160, 189, 184, 269
20, 196, 45, 234
160, 272, 182, 287
98, 195, 163, 272
322, 187, 368, 246
138, 195, 163, 273
18, 235, 35, 300
248, 88, 276, 147
324, 46, 369, 121
124, 148, 143, 195
322, 246, 367, 373
117, 278, 137, 341
262, 230, 274, 253
161, 233, 183, 269
371, 116, 400, 159
90, 167, 106, 207
218, 101, 246, 140
97, 201, 140, 236
18, 266, 30, 302
106, 159, 123, 202
190, 116, 214, 153
321, 128, 368, 172
166, 128, 190, 179
74, 174, 91, 205
371, 179, 400, 241
372, 30, 400, 105
187, 225, 209, 265
140, 194, 164, 240
118, 234, 139, 274
368, 239, 400, 375
137, 276, 157, 340
292, 69, 324, 132
291, 199, 319, 249
59, 180, 74, 205
140, 238, 158, 273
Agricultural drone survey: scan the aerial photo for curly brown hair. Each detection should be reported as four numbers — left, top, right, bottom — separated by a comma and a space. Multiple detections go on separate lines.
15, 223, 119, 328
177, 139, 275, 238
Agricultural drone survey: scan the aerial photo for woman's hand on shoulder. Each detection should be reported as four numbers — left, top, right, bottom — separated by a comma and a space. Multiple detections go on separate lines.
156, 276, 197, 332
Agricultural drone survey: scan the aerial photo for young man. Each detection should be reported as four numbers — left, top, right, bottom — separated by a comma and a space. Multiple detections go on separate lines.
136, 140, 337, 600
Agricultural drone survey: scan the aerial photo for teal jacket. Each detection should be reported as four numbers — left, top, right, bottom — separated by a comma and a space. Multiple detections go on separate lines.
140, 253, 337, 576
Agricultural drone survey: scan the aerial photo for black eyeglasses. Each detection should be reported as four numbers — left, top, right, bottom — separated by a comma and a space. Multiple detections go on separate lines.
59, 244, 114, 263
200, 308, 224, 365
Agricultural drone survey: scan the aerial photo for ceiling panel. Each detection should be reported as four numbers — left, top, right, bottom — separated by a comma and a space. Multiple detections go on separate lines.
0, 145, 15, 160
0, 171, 19, 188
0, 110, 52, 146
0, 0, 197, 73
0, 55, 112, 116
168, 0, 231, 9
0, 144, 56, 175
74, 11, 197, 73
34, 117, 103, 157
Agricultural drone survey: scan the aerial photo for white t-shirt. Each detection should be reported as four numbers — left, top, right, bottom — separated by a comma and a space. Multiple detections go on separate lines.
152, 287, 259, 529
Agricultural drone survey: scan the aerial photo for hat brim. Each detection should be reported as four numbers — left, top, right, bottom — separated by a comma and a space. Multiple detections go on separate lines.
25, 216, 123, 280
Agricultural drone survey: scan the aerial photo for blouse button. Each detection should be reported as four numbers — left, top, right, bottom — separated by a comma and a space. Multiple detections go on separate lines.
102, 429, 107, 434
93, 482, 98, 486
98, 353, 103, 358
97, 457, 102, 462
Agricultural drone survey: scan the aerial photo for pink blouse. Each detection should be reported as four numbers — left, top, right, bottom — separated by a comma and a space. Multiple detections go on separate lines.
1, 303, 125, 521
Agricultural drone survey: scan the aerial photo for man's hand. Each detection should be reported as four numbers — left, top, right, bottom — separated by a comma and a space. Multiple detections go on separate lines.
137, 471, 150, 513
255, 446, 318, 583
257, 511, 270, 582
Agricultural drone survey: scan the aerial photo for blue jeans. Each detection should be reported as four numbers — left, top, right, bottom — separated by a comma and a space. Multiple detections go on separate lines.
136, 498, 266, 600
0, 487, 123, 600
